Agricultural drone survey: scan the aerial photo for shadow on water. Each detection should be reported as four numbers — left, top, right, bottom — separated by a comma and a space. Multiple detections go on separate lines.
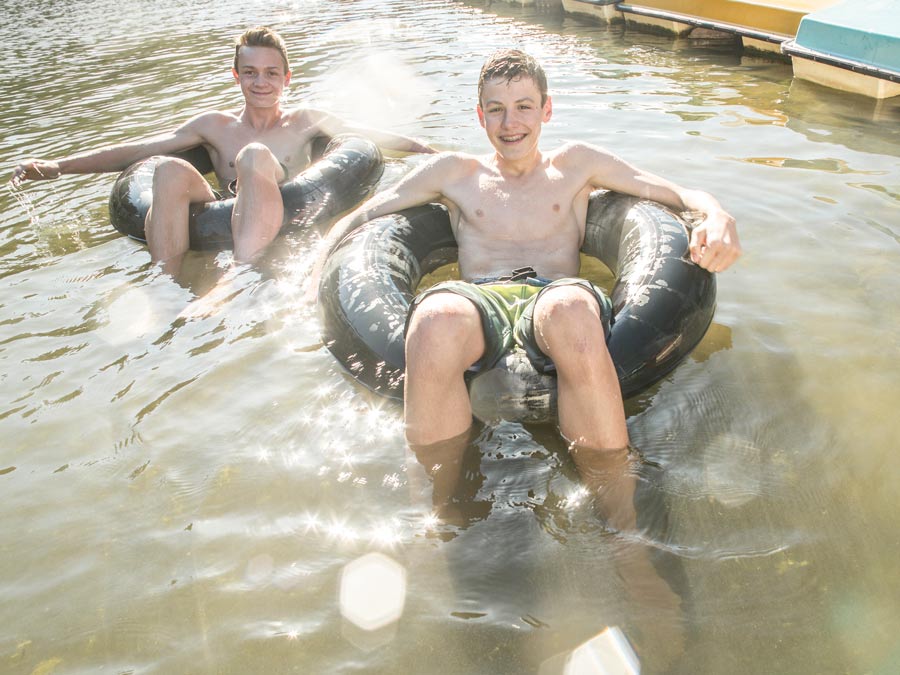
406, 419, 693, 673
622, 314, 888, 672
400, 296, 900, 673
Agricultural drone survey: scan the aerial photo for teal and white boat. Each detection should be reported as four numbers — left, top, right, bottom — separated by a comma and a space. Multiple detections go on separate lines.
560, 0, 899, 98
784, 0, 900, 98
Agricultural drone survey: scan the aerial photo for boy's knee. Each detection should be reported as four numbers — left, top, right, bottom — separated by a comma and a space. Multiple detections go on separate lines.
234, 143, 281, 179
150, 158, 212, 205
406, 294, 483, 365
152, 157, 198, 189
536, 285, 600, 327
534, 286, 606, 359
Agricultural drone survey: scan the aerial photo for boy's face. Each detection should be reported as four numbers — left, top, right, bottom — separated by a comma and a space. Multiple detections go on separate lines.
232, 46, 291, 108
477, 75, 551, 160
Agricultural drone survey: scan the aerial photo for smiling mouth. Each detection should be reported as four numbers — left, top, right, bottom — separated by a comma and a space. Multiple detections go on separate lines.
499, 134, 526, 143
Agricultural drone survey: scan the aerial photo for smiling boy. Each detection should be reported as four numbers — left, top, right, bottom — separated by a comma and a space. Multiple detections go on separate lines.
11, 27, 433, 276
312, 48, 741, 453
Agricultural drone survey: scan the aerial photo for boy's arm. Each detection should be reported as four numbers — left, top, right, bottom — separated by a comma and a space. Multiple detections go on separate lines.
340, 125, 436, 155
309, 110, 436, 155
10, 115, 211, 187
575, 143, 741, 273
304, 153, 457, 302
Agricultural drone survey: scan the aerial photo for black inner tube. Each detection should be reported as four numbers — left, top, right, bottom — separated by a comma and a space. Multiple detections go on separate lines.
108, 135, 384, 250
319, 191, 716, 424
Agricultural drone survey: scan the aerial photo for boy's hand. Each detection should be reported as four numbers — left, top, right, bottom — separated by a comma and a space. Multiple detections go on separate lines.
11, 160, 61, 187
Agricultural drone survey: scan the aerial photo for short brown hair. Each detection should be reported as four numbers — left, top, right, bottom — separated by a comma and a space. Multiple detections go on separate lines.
478, 49, 548, 106
233, 26, 290, 73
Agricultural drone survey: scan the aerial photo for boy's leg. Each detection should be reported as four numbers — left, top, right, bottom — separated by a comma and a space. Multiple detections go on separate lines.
404, 292, 486, 446
145, 158, 217, 276
230, 143, 286, 262
530, 284, 628, 451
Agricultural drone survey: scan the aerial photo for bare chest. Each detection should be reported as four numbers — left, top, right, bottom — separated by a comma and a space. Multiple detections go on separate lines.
448, 172, 589, 279
209, 124, 314, 182
453, 172, 584, 242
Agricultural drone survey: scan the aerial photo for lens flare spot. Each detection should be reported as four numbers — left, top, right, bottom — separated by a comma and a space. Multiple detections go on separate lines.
339, 552, 407, 632
565, 626, 640, 675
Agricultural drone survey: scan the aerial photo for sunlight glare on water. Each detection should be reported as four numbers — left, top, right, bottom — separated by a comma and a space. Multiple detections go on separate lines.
311, 19, 437, 132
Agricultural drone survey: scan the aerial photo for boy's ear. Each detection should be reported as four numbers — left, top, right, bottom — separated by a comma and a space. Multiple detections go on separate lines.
232, 67, 240, 83
284, 70, 292, 86
476, 104, 485, 128
543, 95, 553, 122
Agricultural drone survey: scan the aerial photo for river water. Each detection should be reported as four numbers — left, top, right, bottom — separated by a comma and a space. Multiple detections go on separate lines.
2, 1, 899, 673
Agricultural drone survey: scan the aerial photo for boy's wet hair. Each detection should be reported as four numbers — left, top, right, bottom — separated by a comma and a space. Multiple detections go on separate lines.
234, 26, 290, 73
478, 49, 548, 106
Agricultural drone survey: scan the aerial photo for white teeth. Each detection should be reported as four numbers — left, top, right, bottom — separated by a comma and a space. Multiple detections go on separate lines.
501, 134, 525, 142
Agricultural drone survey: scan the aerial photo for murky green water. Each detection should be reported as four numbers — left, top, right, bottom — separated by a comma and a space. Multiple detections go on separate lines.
2, 1, 899, 673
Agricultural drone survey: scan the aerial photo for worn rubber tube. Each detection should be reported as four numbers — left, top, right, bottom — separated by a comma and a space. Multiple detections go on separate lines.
108, 135, 384, 249
319, 191, 716, 424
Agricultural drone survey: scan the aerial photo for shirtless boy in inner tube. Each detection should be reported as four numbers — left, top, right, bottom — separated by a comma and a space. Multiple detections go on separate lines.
11, 26, 434, 277
311, 48, 741, 456
309, 55, 740, 651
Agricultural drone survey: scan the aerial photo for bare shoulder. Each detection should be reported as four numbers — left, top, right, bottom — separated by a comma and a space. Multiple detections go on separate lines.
283, 106, 323, 124
281, 106, 338, 134
553, 140, 619, 166
412, 151, 480, 181
413, 151, 481, 179
382, 152, 480, 210
553, 141, 633, 188
175, 110, 238, 137
428, 150, 479, 170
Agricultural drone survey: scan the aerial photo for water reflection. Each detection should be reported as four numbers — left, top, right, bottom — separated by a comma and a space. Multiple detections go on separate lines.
409, 421, 691, 672
784, 79, 900, 148
409, 425, 493, 535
